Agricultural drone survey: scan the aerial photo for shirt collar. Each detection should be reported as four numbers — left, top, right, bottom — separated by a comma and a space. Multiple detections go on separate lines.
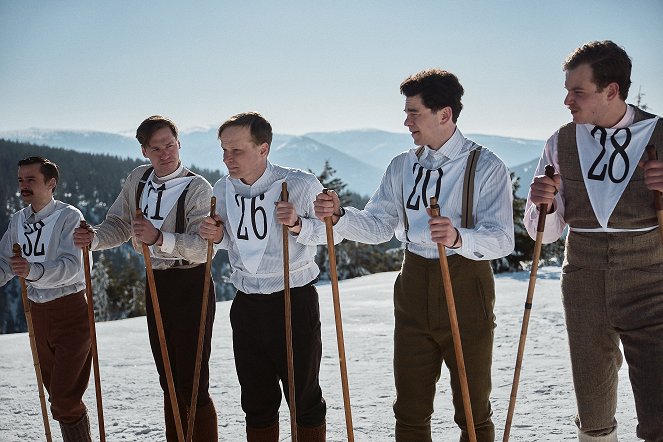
154, 162, 184, 182
613, 105, 635, 129
420, 127, 466, 162
229, 161, 273, 194
29, 198, 56, 221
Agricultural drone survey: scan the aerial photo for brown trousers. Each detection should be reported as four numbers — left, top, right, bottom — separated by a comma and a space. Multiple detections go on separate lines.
30, 290, 92, 424
562, 230, 663, 441
393, 251, 496, 442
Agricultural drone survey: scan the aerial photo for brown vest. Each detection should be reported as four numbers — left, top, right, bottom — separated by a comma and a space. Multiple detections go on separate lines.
558, 106, 663, 270
558, 106, 663, 229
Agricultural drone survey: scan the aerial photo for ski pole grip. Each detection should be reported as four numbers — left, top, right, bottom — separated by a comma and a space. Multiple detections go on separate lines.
281, 182, 288, 203
536, 165, 556, 232
429, 197, 441, 217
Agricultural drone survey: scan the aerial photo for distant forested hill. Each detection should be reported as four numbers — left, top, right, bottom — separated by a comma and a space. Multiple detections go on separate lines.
0, 139, 232, 333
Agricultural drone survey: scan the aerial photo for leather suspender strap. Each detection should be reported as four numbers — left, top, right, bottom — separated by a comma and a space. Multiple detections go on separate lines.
135, 166, 155, 211
175, 172, 196, 234
461, 147, 481, 229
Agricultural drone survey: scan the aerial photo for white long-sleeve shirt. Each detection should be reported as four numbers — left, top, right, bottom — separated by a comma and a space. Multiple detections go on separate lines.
91, 163, 213, 269
301, 128, 514, 260
523, 106, 639, 243
214, 161, 336, 294
0, 199, 86, 303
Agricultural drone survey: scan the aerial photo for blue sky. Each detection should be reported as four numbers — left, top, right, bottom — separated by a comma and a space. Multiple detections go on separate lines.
1, 0, 661, 140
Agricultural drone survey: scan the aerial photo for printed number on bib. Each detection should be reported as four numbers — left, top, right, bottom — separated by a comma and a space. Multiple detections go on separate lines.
22, 221, 46, 257
587, 126, 631, 184
234, 194, 267, 241
143, 182, 166, 221
405, 163, 443, 210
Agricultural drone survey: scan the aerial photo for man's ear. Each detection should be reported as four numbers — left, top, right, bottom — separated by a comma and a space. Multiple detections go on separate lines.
606, 82, 620, 101
47, 177, 57, 192
439, 106, 453, 125
259, 142, 270, 157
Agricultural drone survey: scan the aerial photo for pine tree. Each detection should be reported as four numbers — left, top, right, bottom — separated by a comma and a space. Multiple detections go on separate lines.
494, 172, 564, 273
91, 252, 111, 321
313, 161, 402, 280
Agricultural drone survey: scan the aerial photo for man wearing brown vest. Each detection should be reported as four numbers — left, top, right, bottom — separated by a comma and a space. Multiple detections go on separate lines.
525, 41, 663, 442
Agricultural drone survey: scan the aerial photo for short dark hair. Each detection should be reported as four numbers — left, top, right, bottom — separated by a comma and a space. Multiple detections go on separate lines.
18, 156, 59, 191
218, 112, 273, 146
135, 115, 179, 147
400, 69, 464, 122
563, 40, 632, 100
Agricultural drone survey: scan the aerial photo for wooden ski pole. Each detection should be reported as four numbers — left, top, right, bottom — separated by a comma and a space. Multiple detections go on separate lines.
281, 182, 298, 442
13, 243, 53, 442
502, 164, 555, 442
80, 221, 106, 442
428, 198, 476, 442
322, 189, 354, 441
186, 196, 216, 442
136, 209, 184, 442
645, 145, 663, 245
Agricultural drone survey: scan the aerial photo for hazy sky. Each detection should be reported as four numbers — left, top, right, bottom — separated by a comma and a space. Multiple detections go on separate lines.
1, 0, 662, 140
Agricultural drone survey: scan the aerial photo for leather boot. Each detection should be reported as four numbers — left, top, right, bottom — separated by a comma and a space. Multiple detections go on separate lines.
164, 395, 189, 441
297, 421, 326, 442
192, 400, 218, 442
59, 412, 92, 442
246, 422, 279, 442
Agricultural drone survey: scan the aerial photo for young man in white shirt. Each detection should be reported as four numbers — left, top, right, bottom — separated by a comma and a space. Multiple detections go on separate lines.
74, 116, 218, 441
0, 156, 93, 441
312, 69, 514, 442
199, 112, 330, 441
525, 40, 663, 442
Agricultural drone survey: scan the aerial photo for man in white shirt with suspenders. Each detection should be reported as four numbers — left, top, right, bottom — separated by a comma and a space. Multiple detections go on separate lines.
525, 40, 663, 442
198, 112, 329, 441
0, 156, 93, 441
74, 116, 218, 441
312, 69, 514, 442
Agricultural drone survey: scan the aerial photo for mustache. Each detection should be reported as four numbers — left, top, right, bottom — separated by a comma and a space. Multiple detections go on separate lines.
20, 190, 33, 196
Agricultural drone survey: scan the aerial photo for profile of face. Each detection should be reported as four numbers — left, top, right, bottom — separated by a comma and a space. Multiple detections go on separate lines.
141, 126, 181, 177
564, 63, 618, 127
220, 125, 269, 185
18, 163, 55, 208
403, 94, 450, 150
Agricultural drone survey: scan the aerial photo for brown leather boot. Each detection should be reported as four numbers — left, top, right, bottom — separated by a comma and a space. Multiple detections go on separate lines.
59, 412, 92, 442
192, 400, 218, 442
246, 422, 279, 442
297, 421, 326, 442
164, 395, 189, 441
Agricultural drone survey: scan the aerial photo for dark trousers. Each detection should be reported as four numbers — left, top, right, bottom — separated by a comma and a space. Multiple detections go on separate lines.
31, 291, 92, 424
230, 283, 326, 429
393, 251, 496, 442
146, 264, 216, 407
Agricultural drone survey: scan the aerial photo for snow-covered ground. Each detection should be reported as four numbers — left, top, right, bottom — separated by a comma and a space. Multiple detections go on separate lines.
0, 267, 638, 441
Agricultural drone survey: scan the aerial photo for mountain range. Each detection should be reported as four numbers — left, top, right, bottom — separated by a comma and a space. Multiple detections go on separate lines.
0, 128, 543, 197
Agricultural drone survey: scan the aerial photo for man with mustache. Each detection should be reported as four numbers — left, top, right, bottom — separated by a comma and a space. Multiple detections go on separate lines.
73, 116, 218, 441
525, 40, 663, 441
0, 156, 93, 441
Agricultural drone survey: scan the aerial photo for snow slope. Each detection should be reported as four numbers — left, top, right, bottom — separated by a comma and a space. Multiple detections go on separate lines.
0, 267, 638, 441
